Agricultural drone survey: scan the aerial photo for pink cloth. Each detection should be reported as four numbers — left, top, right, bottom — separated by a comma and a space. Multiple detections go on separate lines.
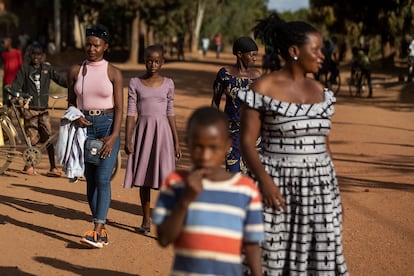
123, 77, 176, 188
2, 49, 23, 84
214, 33, 222, 46
74, 59, 113, 110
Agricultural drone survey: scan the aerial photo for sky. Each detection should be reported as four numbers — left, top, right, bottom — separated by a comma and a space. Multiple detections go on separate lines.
267, 0, 309, 12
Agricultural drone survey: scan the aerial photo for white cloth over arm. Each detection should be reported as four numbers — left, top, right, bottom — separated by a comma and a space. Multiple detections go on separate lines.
56, 106, 87, 178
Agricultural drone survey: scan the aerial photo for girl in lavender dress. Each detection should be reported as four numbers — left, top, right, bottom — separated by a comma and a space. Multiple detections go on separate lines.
124, 45, 181, 234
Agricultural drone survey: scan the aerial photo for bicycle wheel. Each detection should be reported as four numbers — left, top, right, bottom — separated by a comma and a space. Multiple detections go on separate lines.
349, 71, 360, 97
0, 119, 16, 174
358, 74, 370, 97
111, 151, 121, 180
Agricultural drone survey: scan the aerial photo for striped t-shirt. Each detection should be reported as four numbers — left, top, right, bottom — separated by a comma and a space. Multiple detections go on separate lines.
152, 171, 264, 275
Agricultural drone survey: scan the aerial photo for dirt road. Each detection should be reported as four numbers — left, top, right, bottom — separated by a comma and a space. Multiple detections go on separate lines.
0, 53, 413, 275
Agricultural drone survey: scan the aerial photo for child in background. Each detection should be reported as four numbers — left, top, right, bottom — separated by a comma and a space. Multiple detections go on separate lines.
201, 37, 210, 57
152, 106, 264, 275
1, 37, 23, 106
123, 45, 181, 234
11, 44, 67, 176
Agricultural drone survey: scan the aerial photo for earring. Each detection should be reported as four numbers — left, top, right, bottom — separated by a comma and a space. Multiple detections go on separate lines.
293, 56, 298, 61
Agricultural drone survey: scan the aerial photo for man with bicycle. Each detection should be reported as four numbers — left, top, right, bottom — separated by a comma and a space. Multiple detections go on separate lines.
10, 43, 67, 176
351, 45, 373, 97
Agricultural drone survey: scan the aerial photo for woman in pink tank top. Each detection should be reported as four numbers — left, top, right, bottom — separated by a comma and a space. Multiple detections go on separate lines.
67, 24, 123, 249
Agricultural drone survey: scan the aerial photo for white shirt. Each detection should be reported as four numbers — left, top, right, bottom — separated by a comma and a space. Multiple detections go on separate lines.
409, 40, 414, 56
56, 106, 87, 178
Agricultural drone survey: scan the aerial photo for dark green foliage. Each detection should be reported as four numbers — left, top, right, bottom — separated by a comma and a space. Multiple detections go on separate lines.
0, 11, 19, 36
12, 0, 413, 63
200, 0, 267, 50
310, 0, 414, 59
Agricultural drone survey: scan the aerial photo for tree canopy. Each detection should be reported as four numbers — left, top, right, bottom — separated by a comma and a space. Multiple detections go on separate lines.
310, 0, 414, 59
6, 0, 412, 63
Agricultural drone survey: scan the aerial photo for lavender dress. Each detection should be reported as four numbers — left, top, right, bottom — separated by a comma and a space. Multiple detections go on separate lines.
123, 77, 175, 189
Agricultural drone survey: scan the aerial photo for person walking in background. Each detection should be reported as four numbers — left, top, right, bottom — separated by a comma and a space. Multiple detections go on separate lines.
10, 44, 67, 176
351, 45, 373, 97
152, 106, 264, 275
211, 36, 261, 174
17, 32, 30, 52
239, 14, 348, 275
408, 38, 414, 82
1, 36, 23, 106
67, 24, 123, 248
124, 45, 181, 234
214, 32, 222, 59
201, 37, 210, 57
176, 33, 185, 61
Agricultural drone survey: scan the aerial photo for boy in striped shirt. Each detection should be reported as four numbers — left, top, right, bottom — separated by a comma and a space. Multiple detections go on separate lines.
153, 106, 264, 275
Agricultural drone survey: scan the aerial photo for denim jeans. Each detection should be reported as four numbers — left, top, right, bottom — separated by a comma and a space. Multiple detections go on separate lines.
84, 112, 120, 224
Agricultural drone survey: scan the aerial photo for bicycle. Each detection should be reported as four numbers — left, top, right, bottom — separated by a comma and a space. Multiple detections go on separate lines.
0, 89, 121, 179
0, 89, 53, 174
0, 104, 16, 174
348, 65, 372, 97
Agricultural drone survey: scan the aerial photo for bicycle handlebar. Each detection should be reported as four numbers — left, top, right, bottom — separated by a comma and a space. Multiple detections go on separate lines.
4, 87, 32, 100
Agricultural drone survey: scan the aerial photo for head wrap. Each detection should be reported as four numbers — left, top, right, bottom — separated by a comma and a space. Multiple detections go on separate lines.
86, 24, 110, 43
233, 36, 258, 55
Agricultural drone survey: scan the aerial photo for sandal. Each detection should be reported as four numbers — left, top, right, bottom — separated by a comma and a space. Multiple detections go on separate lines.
21, 166, 37, 176
136, 226, 150, 234
46, 168, 62, 177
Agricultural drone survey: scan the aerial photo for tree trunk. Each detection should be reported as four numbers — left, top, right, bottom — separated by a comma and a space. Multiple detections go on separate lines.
138, 19, 147, 63
382, 40, 395, 68
127, 9, 139, 64
191, 0, 206, 53
147, 26, 154, 46
53, 0, 61, 53
74, 15, 84, 49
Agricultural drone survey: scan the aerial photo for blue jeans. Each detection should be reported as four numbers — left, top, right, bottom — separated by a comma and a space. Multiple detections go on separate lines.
84, 113, 120, 224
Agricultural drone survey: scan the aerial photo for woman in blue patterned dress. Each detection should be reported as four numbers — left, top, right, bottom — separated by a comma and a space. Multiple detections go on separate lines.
239, 14, 348, 275
211, 36, 261, 173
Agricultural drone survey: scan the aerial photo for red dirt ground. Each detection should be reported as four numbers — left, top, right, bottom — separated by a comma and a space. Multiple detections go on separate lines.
0, 51, 413, 275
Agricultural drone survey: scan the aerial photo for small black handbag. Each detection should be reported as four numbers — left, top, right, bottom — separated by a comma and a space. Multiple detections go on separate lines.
84, 139, 104, 165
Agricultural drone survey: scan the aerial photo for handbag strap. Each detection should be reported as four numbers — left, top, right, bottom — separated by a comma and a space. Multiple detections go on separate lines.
81, 60, 87, 113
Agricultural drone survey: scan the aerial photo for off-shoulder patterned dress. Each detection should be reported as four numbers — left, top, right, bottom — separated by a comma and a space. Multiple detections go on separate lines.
238, 88, 348, 275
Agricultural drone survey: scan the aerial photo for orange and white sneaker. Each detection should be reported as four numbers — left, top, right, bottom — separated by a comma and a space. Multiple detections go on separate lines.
80, 230, 103, 249
100, 229, 109, 246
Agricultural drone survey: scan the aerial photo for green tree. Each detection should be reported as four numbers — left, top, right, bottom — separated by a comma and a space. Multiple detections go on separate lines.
201, 0, 267, 50
32, 0, 268, 63
0, 11, 19, 37
310, 0, 414, 61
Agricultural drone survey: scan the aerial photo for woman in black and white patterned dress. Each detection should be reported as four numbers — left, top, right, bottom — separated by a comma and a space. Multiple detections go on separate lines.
238, 14, 348, 275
